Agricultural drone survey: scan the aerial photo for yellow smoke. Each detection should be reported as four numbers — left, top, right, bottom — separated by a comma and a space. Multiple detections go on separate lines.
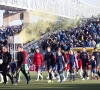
18, 11, 81, 44
18, 11, 57, 44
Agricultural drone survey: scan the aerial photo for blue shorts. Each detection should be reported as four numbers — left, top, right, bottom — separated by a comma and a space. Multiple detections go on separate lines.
11, 71, 15, 74
92, 69, 96, 74
52, 65, 57, 71
70, 64, 75, 69
58, 65, 64, 74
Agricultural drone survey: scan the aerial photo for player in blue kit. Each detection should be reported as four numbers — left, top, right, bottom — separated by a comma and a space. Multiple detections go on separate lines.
91, 55, 98, 80
10, 59, 17, 83
56, 51, 65, 83
69, 49, 78, 82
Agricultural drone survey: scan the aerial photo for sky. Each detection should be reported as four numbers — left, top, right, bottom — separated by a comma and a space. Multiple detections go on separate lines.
81, 0, 100, 6
0, 0, 100, 26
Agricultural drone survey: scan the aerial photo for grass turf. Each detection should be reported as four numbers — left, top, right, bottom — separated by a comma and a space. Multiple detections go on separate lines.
0, 71, 100, 90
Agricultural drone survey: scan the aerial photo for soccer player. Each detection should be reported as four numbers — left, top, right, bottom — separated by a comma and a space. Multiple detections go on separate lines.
22, 48, 30, 82
27, 58, 32, 70
2, 46, 13, 84
69, 49, 78, 82
65, 50, 70, 80
80, 47, 89, 80
77, 51, 83, 78
10, 59, 16, 83
15, 46, 29, 85
92, 47, 100, 78
91, 55, 97, 80
87, 58, 92, 80
18, 48, 31, 82
27, 58, 32, 80
0, 49, 3, 83
57, 47, 66, 81
44, 46, 55, 83
33, 47, 43, 81
56, 51, 65, 83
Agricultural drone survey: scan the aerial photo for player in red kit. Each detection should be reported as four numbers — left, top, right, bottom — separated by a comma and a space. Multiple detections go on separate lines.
33, 47, 43, 81
65, 51, 70, 80
86, 52, 92, 80
77, 51, 83, 78
87, 56, 92, 80
22, 49, 30, 82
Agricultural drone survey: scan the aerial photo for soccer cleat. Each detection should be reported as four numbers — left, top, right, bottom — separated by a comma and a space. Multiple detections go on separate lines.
60, 81, 63, 83
27, 81, 29, 84
96, 76, 100, 80
46, 77, 49, 80
53, 77, 56, 79
41, 76, 43, 81
87, 77, 89, 80
82, 78, 85, 81
11, 81, 14, 84
57, 76, 59, 79
14, 83, 18, 85
91, 78, 93, 80
63, 78, 66, 82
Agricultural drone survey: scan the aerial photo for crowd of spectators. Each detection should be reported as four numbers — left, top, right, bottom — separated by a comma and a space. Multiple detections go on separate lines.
0, 17, 100, 55
0, 25, 23, 47
39, 17, 100, 52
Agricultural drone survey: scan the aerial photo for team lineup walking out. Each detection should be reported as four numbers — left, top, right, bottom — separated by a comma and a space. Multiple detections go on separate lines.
0, 45, 100, 85
31, 46, 100, 83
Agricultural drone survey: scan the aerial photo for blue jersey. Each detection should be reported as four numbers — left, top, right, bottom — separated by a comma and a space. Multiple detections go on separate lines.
10, 62, 16, 73
69, 54, 75, 65
56, 55, 64, 66
27, 58, 32, 68
91, 60, 96, 69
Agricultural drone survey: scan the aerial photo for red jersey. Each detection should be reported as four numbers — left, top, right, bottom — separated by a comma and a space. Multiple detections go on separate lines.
87, 60, 92, 69
65, 53, 70, 70
88, 60, 91, 65
88, 54, 91, 60
77, 54, 82, 69
66, 53, 69, 62
33, 52, 43, 65
23, 50, 28, 64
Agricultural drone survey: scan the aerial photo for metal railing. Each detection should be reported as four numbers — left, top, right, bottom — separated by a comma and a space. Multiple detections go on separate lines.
0, 0, 100, 19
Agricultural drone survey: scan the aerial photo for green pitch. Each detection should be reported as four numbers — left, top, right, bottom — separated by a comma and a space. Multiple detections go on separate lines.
0, 71, 100, 90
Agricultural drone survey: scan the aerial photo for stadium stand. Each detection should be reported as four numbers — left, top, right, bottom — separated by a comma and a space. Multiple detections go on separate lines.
25, 17, 100, 56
